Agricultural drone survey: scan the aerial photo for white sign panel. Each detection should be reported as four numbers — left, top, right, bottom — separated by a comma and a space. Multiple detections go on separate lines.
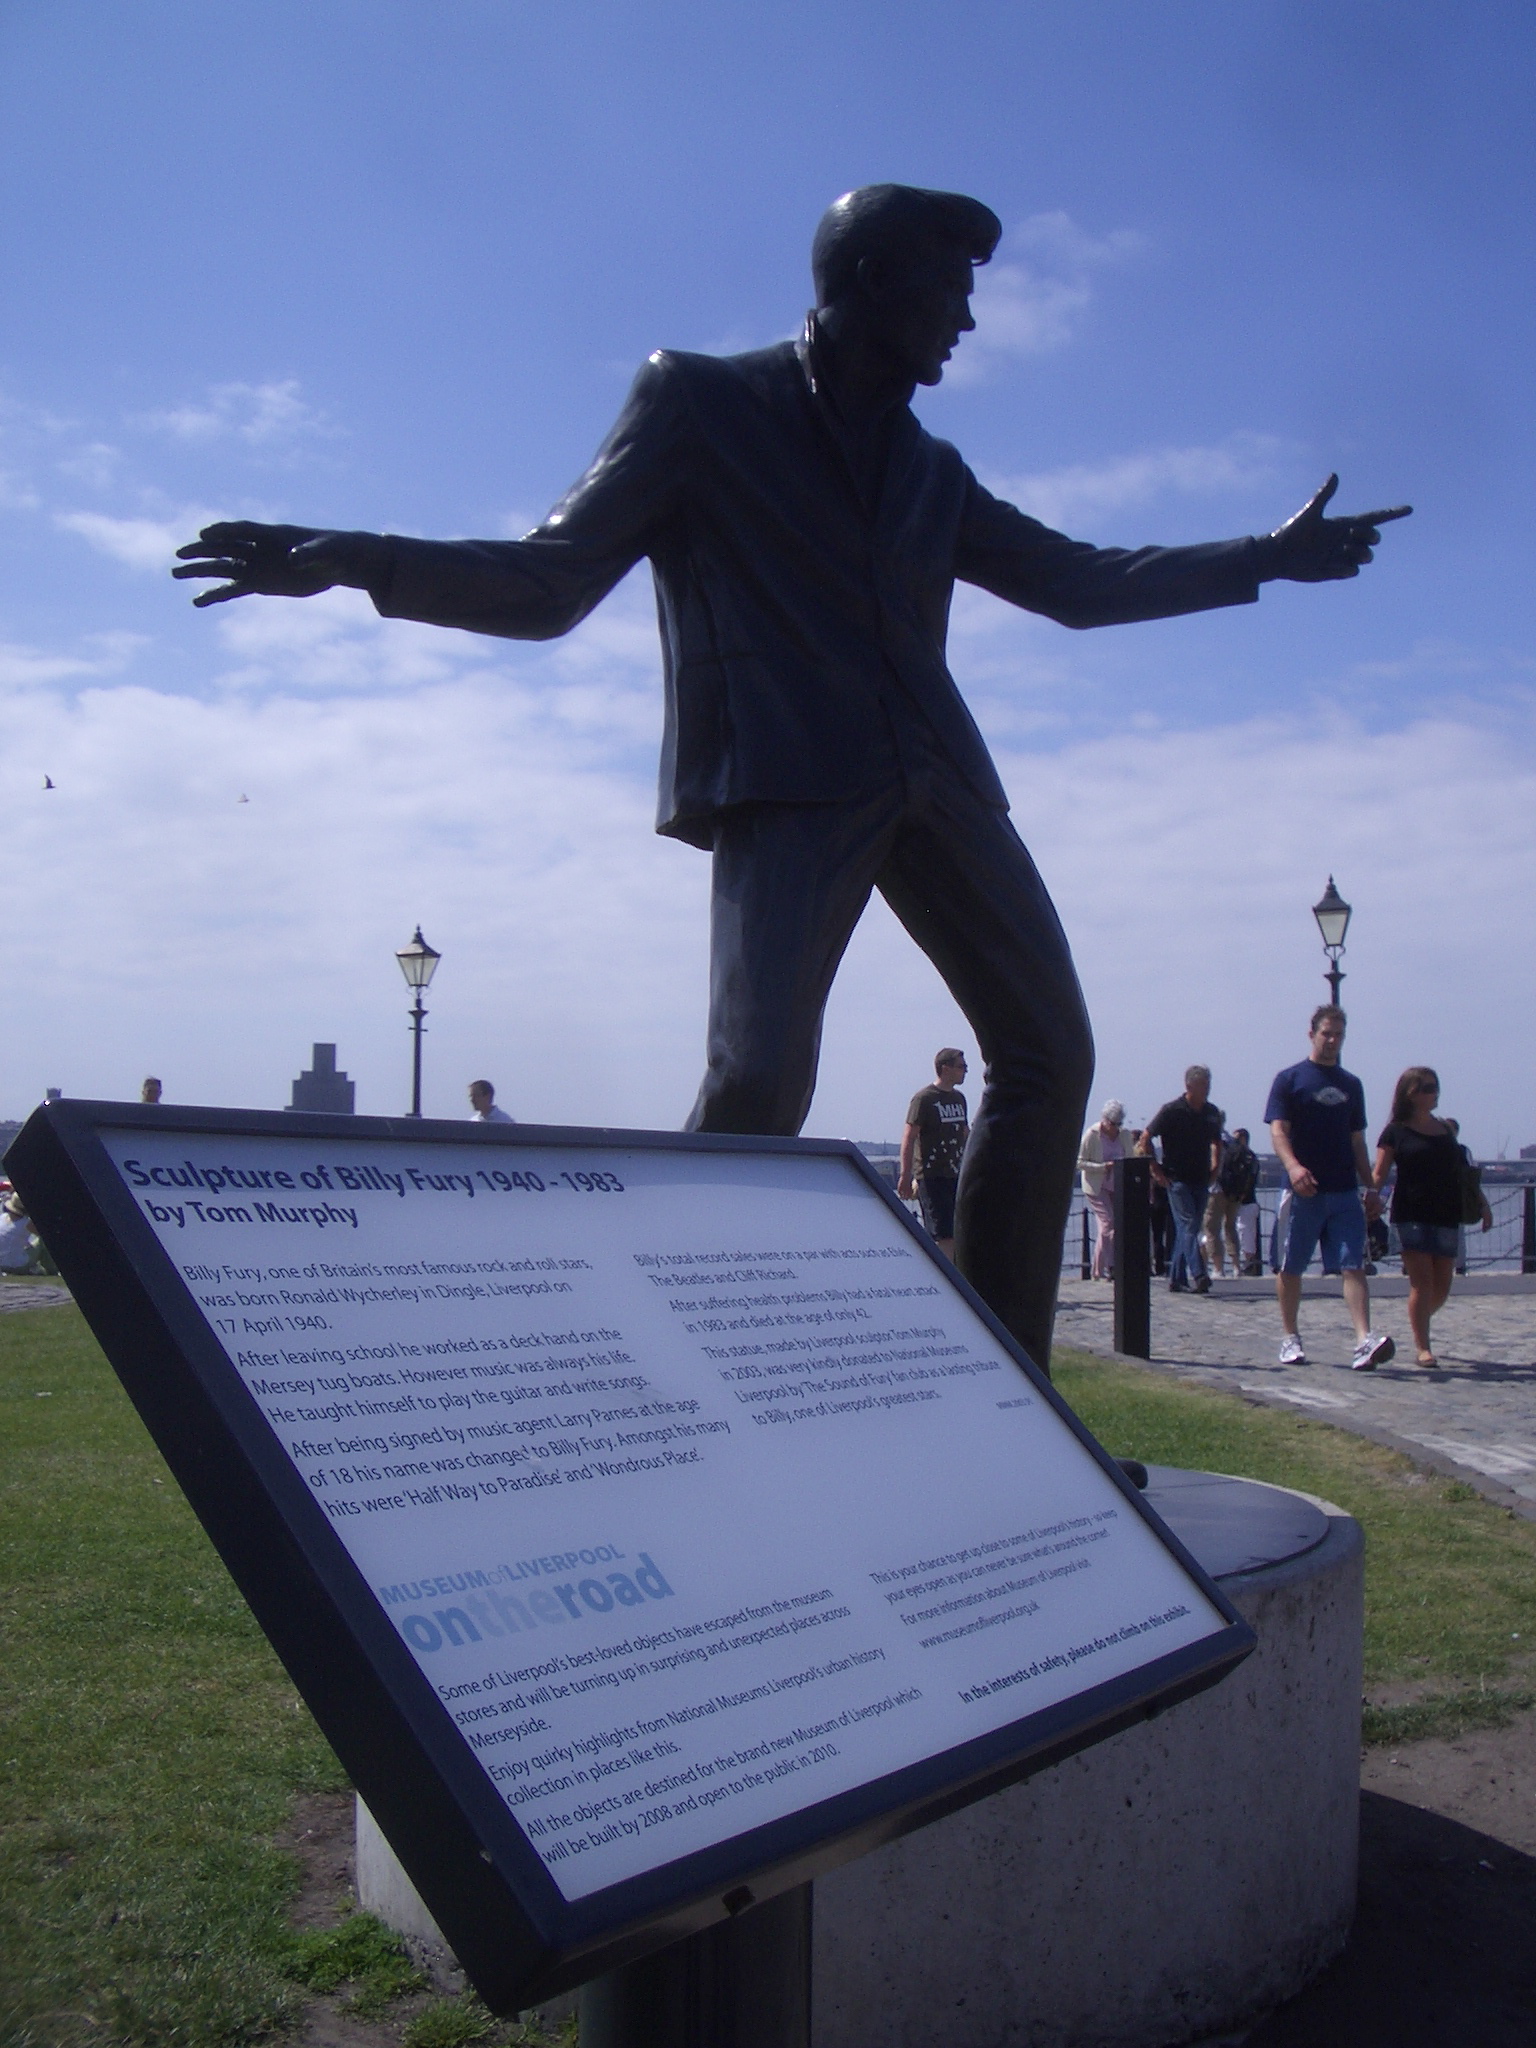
102, 1128, 1226, 1900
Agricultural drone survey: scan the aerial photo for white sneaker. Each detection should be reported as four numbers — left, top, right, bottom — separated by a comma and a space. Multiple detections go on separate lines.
1278, 1334, 1307, 1366
1351, 1332, 1395, 1373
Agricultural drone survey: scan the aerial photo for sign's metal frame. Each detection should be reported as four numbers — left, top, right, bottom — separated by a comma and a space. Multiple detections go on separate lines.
6, 1101, 1254, 2011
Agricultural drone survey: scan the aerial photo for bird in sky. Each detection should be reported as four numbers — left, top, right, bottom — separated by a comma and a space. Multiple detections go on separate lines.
238, 793, 249, 803
43, 775, 54, 789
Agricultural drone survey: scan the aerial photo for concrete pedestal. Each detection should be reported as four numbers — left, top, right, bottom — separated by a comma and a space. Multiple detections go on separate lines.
357, 1470, 1363, 2048
812, 1471, 1364, 2048
356, 1798, 578, 2023
355, 1797, 465, 1991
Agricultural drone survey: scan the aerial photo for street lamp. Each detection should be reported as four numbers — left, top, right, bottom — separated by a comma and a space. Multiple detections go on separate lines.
395, 926, 441, 1117
1311, 877, 1351, 1007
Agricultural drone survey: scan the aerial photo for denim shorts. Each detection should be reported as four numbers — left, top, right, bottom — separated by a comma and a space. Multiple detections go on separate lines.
1281, 1189, 1366, 1275
1396, 1220, 1461, 1258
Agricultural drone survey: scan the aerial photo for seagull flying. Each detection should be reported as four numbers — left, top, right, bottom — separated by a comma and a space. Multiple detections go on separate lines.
43, 775, 54, 790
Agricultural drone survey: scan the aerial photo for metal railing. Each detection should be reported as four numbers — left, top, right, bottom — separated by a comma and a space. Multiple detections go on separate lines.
854, 1145, 1535, 1278
1062, 1179, 1536, 1275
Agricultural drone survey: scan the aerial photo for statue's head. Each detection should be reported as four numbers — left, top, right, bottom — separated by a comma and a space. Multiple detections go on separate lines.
812, 185, 1001, 385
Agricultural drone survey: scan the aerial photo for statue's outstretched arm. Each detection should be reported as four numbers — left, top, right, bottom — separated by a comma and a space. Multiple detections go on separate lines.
955, 470, 1410, 629
173, 355, 687, 638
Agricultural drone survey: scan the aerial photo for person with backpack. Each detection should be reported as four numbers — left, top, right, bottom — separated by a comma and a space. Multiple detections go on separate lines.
1204, 1126, 1259, 1278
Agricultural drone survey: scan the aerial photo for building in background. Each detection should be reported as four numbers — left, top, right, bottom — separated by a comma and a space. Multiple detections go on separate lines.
287, 1044, 356, 1116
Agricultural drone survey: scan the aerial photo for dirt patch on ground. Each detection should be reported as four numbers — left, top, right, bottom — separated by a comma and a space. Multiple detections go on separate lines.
276, 1720, 1536, 2046
1366, 1646, 1536, 1711
1362, 1705, 1536, 1854
273, 1792, 441, 2046
272, 1793, 570, 2047
274, 1792, 359, 1930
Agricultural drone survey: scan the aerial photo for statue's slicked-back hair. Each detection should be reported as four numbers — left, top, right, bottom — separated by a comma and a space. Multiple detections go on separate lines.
812, 185, 1002, 306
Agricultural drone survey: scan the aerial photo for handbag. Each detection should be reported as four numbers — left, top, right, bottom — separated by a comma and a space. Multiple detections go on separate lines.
1458, 1146, 1485, 1227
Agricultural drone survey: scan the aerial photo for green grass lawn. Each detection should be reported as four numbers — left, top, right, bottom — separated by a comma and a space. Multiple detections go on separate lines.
1053, 1343, 1536, 1738
3, 1306, 1534, 2044
0, 1304, 350, 2045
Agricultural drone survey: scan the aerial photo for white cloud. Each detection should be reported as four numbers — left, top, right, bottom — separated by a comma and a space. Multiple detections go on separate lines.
2, 588, 1531, 1163
816, 707, 1536, 1160
0, 643, 104, 689
1, 658, 705, 1130
984, 433, 1287, 532
949, 212, 1146, 383
775, 630, 1536, 1160
55, 442, 122, 492
208, 587, 494, 695
0, 392, 77, 436
54, 508, 219, 573
135, 379, 330, 446
1, 392, 103, 507
203, 571, 662, 740
0, 631, 142, 691
0, 469, 41, 510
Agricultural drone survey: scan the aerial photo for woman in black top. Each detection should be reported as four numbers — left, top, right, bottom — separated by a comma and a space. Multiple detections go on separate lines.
1372, 1066, 1490, 1367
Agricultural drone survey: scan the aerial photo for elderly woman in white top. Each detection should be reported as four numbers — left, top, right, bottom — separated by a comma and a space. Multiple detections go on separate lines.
1077, 1100, 1130, 1280
0, 1192, 38, 1274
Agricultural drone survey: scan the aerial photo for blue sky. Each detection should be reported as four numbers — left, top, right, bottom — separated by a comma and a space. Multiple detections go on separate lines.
2, 2, 1533, 1153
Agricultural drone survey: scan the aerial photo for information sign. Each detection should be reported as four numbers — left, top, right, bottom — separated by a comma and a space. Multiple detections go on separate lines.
7, 1103, 1253, 2008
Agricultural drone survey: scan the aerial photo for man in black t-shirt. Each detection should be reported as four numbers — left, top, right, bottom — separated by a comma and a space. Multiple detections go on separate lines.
899, 1048, 969, 1257
1266, 1005, 1390, 1371
1137, 1065, 1224, 1293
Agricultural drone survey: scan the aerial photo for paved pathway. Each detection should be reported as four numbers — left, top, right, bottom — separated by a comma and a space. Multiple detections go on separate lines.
1054, 1273, 1536, 1513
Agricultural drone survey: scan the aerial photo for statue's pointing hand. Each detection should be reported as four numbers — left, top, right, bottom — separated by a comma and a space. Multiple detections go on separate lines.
173, 521, 389, 606
1261, 475, 1412, 584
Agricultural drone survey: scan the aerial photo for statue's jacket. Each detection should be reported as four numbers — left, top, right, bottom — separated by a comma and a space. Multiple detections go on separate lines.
373, 328, 1263, 848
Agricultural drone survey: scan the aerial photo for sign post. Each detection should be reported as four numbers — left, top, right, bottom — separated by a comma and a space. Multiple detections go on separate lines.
1113, 1155, 1152, 1360
579, 1885, 811, 2048
6, 1103, 1251, 2020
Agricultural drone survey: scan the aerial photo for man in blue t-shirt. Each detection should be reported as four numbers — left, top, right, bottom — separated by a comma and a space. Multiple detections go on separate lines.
1264, 1005, 1392, 1371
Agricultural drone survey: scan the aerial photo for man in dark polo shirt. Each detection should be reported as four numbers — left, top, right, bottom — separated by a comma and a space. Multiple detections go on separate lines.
899, 1048, 969, 1257
1138, 1066, 1224, 1293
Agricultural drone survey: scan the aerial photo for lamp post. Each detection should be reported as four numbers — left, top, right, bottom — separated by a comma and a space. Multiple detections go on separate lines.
1311, 877, 1351, 1007
395, 926, 441, 1117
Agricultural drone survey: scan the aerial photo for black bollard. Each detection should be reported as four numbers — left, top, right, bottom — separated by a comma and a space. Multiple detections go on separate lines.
1523, 1183, 1535, 1276
578, 1884, 812, 2048
1113, 1156, 1151, 1360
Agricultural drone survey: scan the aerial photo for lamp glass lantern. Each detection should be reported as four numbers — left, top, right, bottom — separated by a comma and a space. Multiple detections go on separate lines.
1311, 878, 1351, 955
1311, 878, 1351, 1007
396, 926, 442, 993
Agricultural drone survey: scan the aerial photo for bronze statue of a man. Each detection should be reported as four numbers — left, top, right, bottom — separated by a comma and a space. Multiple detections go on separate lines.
176, 185, 1408, 1370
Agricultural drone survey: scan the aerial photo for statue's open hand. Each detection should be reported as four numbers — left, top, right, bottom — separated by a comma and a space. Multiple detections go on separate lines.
172, 522, 384, 606
1263, 476, 1411, 583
